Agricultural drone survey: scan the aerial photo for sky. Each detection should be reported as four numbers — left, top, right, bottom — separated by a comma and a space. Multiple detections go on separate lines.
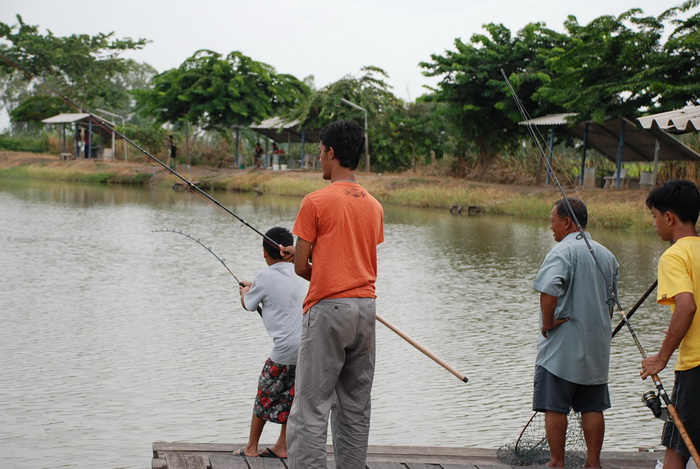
0, 0, 678, 112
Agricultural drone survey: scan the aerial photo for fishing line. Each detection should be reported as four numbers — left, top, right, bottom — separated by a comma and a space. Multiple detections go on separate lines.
502, 70, 700, 467
1, 54, 282, 252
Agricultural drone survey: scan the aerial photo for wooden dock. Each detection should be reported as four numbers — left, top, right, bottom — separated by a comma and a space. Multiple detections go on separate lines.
151, 442, 661, 469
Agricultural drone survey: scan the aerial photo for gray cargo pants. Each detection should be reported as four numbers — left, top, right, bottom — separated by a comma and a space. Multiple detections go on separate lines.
287, 297, 376, 469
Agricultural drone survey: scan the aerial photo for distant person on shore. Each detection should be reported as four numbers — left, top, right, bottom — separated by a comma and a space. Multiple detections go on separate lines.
74, 127, 83, 158
641, 180, 700, 469
533, 198, 618, 468
83, 128, 90, 158
235, 227, 307, 459
254, 143, 264, 169
281, 120, 384, 469
166, 135, 177, 170
272, 143, 285, 154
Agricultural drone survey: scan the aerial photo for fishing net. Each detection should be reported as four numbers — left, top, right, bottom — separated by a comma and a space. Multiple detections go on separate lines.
497, 411, 586, 467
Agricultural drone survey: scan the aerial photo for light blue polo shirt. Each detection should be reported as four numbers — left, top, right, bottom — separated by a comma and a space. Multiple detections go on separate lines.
533, 231, 619, 385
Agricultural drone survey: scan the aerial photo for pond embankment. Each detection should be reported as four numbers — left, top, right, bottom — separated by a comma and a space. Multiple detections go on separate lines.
0, 151, 655, 232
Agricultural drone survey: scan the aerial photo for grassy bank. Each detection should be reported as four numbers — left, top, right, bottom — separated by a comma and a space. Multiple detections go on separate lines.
0, 151, 654, 233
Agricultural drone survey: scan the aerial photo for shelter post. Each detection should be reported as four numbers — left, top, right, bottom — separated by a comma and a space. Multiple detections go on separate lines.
87, 120, 92, 158
545, 128, 554, 185
615, 121, 625, 189
579, 123, 589, 186
235, 127, 240, 168
301, 129, 306, 168
653, 139, 660, 186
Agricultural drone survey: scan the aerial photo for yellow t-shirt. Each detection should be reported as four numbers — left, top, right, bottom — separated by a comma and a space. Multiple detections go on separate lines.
657, 236, 700, 371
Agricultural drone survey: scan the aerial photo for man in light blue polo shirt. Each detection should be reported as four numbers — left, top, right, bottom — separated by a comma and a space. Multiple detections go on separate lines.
533, 198, 619, 469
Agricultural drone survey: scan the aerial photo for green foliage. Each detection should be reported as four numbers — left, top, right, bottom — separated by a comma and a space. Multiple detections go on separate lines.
646, 0, 700, 109
10, 95, 70, 122
535, 3, 700, 120
121, 124, 168, 157
293, 66, 416, 172
535, 9, 666, 122
0, 132, 50, 152
0, 15, 149, 120
420, 23, 569, 176
135, 50, 310, 133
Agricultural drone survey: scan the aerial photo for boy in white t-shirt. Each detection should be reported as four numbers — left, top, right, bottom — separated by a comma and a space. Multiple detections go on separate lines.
234, 227, 307, 459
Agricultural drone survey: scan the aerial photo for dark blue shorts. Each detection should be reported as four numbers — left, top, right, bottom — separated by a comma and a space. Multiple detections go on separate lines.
533, 365, 610, 413
661, 365, 700, 457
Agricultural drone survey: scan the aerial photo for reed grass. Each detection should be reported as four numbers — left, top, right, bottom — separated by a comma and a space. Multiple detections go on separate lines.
0, 164, 153, 185
0, 153, 657, 232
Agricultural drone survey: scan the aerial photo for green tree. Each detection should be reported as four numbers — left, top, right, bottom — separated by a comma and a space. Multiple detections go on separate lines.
135, 49, 309, 134
294, 66, 409, 172
10, 95, 70, 123
535, 9, 667, 122
645, 0, 700, 109
0, 15, 148, 119
421, 23, 568, 176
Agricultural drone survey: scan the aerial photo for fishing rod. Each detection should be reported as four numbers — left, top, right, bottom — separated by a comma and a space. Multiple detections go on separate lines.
376, 314, 468, 383
612, 280, 657, 339
1, 55, 282, 252
153, 229, 262, 316
502, 70, 700, 468
512, 280, 659, 460
154, 233, 469, 382
153, 229, 245, 285
3, 55, 470, 385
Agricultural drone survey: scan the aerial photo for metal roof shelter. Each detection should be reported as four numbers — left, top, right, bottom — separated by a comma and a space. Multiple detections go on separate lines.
249, 116, 321, 169
519, 113, 700, 188
637, 105, 700, 134
42, 113, 117, 159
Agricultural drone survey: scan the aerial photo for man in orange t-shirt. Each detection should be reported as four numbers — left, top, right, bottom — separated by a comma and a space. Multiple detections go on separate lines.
283, 120, 384, 469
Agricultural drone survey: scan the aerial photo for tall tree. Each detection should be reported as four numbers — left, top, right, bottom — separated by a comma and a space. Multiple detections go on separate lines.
421, 22, 568, 176
293, 66, 407, 171
645, 0, 700, 109
0, 15, 148, 119
534, 9, 666, 122
135, 49, 309, 134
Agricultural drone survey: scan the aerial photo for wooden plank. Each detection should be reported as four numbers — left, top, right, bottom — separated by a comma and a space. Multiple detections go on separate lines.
366, 462, 406, 469
210, 452, 251, 469
152, 457, 167, 469
246, 457, 288, 468
456, 465, 507, 469
164, 453, 208, 469
154, 442, 236, 454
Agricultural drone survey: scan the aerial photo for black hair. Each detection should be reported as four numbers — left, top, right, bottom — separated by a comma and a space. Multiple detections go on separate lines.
646, 180, 700, 224
554, 197, 588, 229
263, 227, 293, 260
319, 120, 364, 170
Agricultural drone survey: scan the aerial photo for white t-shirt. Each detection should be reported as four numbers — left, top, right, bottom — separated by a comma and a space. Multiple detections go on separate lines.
243, 262, 307, 364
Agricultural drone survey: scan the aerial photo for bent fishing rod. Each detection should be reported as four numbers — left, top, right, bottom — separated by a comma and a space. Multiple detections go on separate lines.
502, 70, 700, 467
154, 229, 262, 316
153, 229, 246, 285
153, 234, 469, 383
1, 55, 281, 251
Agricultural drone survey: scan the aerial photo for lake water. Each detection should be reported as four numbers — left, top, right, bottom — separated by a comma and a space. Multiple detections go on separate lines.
0, 178, 674, 468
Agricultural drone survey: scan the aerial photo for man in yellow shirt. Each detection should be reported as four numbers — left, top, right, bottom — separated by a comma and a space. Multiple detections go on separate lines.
641, 180, 700, 469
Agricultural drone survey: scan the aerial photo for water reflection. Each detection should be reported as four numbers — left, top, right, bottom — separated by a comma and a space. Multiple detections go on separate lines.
0, 178, 673, 468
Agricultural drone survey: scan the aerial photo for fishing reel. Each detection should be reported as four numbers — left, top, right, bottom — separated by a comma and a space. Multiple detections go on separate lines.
642, 390, 669, 421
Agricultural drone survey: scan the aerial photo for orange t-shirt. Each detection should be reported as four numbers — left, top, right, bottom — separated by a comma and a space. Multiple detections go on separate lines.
293, 181, 384, 312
